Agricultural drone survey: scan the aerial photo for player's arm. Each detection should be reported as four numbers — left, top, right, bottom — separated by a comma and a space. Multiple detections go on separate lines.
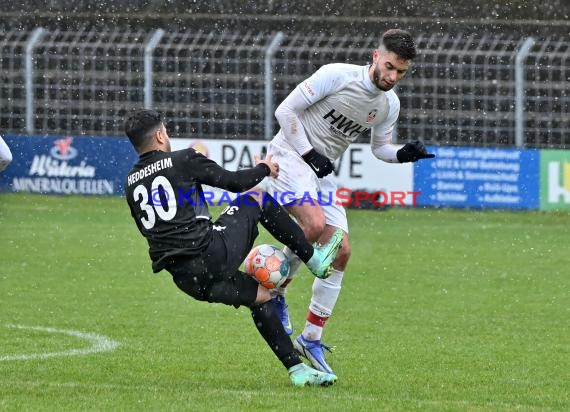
370, 109, 403, 164
0, 136, 13, 172
372, 129, 435, 164
275, 65, 344, 178
371, 94, 434, 163
182, 149, 274, 192
275, 87, 313, 156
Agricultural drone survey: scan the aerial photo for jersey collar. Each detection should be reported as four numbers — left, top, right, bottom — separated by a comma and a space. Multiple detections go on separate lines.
139, 150, 162, 159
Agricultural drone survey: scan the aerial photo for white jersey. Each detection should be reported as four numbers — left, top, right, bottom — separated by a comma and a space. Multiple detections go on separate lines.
274, 63, 400, 161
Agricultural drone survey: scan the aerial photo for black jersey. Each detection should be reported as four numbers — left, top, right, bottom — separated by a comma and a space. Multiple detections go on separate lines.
125, 148, 270, 273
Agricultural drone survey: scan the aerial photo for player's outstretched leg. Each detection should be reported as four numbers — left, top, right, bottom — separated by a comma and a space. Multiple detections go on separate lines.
293, 334, 334, 374
305, 228, 343, 279
256, 193, 341, 280
273, 235, 343, 335
288, 363, 337, 387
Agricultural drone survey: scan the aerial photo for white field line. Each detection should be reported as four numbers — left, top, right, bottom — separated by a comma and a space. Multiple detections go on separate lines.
0, 324, 119, 361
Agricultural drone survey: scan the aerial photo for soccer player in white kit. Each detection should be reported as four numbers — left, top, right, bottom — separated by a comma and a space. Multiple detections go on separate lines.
0, 136, 13, 172
267, 29, 435, 374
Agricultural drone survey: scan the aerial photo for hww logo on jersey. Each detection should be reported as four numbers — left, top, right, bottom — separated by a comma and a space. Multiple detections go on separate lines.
323, 109, 370, 138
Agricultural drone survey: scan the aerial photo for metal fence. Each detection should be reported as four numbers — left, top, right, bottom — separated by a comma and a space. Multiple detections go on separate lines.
1, 27, 568, 148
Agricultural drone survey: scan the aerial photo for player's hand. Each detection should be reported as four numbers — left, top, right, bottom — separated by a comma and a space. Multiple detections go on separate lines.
396, 140, 435, 163
255, 154, 279, 178
302, 148, 334, 178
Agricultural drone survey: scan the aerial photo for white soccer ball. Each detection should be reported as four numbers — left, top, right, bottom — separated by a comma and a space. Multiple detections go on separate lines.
244, 244, 290, 289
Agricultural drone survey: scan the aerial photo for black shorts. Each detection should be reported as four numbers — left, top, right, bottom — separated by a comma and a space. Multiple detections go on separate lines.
167, 195, 263, 308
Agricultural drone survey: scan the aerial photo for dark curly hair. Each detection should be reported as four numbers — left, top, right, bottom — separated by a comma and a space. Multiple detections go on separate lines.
124, 109, 163, 151
381, 29, 417, 61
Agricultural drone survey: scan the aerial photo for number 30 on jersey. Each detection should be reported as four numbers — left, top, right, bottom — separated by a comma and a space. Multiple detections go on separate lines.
132, 175, 177, 229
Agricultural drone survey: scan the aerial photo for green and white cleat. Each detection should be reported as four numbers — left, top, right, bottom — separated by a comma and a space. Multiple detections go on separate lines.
288, 363, 338, 387
306, 228, 343, 279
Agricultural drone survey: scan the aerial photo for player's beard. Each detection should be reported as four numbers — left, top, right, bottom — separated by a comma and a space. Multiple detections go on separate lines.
372, 63, 394, 92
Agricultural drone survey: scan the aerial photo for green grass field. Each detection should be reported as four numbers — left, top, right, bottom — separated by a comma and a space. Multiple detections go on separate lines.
0, 193, 568, 411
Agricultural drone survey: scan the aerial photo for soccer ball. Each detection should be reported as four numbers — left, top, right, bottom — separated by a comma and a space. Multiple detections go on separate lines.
244, 244, 290, 289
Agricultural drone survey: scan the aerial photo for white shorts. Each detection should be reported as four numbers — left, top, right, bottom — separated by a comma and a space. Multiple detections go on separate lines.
266, 139, 348, 234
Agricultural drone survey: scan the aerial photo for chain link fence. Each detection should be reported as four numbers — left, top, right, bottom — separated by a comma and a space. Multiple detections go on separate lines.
0, 27, 568, 148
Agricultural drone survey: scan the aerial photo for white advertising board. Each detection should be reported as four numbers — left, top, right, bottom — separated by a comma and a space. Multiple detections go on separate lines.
171, 139, 415, 205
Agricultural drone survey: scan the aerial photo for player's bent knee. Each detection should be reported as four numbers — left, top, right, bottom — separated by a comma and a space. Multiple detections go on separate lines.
303, 219, 326, 242
288, 204, 326, 242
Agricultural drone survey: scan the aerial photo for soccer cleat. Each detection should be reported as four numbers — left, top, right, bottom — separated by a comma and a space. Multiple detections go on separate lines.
288, 362, 337, 387
293, 334, 334, 374
272, 295, 293, 335
306, 228, 343, 279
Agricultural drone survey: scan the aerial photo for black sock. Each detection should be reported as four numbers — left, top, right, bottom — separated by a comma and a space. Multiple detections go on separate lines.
250, 300, 301, 370
259, 193, 313, 262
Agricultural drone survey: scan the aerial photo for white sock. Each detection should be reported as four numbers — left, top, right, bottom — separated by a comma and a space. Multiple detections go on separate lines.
303, 269, 344, 341
302, 322, 323, 341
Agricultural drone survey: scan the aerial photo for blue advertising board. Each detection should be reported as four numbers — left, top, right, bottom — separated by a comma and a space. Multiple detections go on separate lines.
0, 135, 138, 196
414, 146, 540, 209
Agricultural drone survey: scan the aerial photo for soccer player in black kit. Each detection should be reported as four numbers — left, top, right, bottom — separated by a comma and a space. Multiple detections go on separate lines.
124, 110, 342, 386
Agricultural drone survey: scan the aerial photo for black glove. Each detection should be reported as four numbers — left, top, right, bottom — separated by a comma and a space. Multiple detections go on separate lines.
302, 148, 334, 178
396, 140, 436, 163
